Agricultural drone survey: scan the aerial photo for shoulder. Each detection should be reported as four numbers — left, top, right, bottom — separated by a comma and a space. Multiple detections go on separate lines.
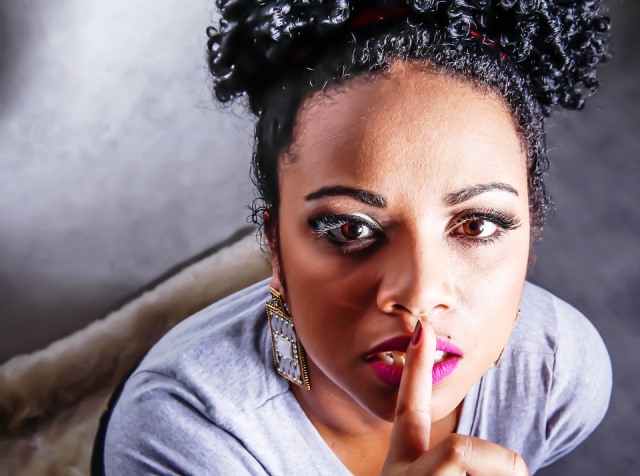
104, 369, 270, 474
520, 283, 612, 466
133, 277, 289, 417
104, 279, 294, 472
517, 282, 611, 385
516, 281, 610, 361
472, 282, 612, 472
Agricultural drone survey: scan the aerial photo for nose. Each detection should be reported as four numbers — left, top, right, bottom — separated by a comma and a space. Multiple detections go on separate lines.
376, 232, 456, 318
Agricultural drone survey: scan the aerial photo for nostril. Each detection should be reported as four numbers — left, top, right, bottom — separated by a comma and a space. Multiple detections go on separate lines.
381, 303, 405, 314
391, 303, 408, 312
387, 303, 418, 317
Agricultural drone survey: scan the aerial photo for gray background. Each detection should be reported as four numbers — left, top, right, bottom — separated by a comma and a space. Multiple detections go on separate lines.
1, 0, 638, 474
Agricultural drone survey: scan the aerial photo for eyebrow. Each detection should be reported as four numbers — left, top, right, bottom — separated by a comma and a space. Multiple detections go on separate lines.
443, 182, 519, 207
304, 186, 388, 207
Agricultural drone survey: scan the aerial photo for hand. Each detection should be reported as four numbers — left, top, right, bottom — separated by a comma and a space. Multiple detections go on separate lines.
382, 321, 529, 476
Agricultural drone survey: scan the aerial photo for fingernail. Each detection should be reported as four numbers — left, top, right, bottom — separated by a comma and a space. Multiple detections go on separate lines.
411, 321, 423, 346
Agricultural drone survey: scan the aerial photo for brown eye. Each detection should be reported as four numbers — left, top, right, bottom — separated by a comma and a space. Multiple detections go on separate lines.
340, 223, 364, 240
310, 213, 381, 246
325, 219, 375, 243
464, 219, 485, 236
452, 218, 498, 239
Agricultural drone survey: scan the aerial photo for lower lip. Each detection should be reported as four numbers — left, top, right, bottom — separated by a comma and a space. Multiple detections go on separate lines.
369, 357, 461, 387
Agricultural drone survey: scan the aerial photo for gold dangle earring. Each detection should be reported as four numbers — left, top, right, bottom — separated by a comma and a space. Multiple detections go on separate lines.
266, 287, 311, 390
492, 309, 521, 369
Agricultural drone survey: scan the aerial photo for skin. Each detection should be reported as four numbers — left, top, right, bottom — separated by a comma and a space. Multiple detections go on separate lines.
267, 62, 531, 475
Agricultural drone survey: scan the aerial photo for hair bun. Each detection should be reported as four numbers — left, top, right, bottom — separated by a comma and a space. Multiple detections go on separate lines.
207, 0, 609, 114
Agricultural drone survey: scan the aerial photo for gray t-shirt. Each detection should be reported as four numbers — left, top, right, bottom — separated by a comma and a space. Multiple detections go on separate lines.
105, 279, 611, 475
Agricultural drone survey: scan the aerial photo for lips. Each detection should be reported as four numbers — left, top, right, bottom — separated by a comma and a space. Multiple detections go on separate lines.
365, 335, 463, 387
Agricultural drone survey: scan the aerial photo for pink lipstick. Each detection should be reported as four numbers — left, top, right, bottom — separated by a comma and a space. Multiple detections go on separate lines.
365, 336, 463, 387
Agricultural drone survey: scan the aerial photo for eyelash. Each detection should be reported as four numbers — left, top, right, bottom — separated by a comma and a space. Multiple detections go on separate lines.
448, 209, 522, 245
308, 209, 521, 252
308, 214, 383, 251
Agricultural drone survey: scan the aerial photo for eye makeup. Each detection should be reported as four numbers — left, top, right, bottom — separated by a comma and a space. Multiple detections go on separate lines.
447, 208, 522, 244
307, 207, 522, 253
307, 213, 384, 249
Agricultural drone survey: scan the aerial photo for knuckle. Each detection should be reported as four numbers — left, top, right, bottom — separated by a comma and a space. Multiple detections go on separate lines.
445, 434, 473, 463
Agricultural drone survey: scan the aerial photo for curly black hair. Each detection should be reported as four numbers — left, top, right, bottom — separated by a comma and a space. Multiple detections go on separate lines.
206, 0, 609, 244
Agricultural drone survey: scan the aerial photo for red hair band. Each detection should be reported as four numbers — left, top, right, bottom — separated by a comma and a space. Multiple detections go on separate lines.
293, 7, 508, 62
347, 6, 409, 28
470, 26, 508, 61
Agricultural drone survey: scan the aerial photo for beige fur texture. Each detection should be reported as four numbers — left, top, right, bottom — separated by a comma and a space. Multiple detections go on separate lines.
0, 233, 271, 476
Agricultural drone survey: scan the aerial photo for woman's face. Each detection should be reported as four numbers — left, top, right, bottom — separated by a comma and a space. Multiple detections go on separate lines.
269, 62, 530, 424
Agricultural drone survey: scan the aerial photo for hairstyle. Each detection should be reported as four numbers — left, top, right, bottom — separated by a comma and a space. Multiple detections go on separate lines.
206, 0, 609, 244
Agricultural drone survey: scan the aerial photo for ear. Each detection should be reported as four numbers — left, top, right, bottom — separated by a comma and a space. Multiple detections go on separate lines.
264, 210, 285, 298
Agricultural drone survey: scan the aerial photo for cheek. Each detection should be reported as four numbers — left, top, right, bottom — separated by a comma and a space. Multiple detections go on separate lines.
454, 229, 529, 361
276, 211, 374, 362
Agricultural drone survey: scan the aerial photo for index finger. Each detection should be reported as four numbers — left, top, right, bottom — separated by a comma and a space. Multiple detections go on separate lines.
385, 320, 437, 465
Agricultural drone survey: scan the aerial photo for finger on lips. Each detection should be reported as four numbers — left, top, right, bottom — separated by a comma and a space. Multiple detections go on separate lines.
386, 320, 437, 463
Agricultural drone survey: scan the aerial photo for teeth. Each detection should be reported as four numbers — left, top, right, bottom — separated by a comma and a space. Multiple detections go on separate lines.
377, 351, 405, 366
376, 350, 450, 366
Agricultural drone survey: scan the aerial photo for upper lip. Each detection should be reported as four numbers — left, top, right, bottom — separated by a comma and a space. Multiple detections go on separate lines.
365, 335, 464, 360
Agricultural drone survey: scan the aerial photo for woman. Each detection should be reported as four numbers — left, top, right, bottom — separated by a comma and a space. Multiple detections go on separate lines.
105, 1, 612, 474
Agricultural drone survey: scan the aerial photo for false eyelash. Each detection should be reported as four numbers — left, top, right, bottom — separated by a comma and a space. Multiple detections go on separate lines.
448, 208, 522, 245
451, 209, 522, 231
309, 214, 349, 235
308, 213, 381, 235
307, 213, 383, 248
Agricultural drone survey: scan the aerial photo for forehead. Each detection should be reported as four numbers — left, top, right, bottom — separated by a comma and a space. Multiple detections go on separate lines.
284, 62, 526, 203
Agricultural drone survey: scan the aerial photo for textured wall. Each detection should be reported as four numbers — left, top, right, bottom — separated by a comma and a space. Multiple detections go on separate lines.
0, 0, 638, 474
0, 0, 255, 363
532, 1, 640, 473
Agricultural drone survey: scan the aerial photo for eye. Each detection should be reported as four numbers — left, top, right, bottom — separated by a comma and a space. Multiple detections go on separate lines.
453, 218, 499, 238
448, 209, 521, 243
308, 213, 382, 247
328, 222, 374, 242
